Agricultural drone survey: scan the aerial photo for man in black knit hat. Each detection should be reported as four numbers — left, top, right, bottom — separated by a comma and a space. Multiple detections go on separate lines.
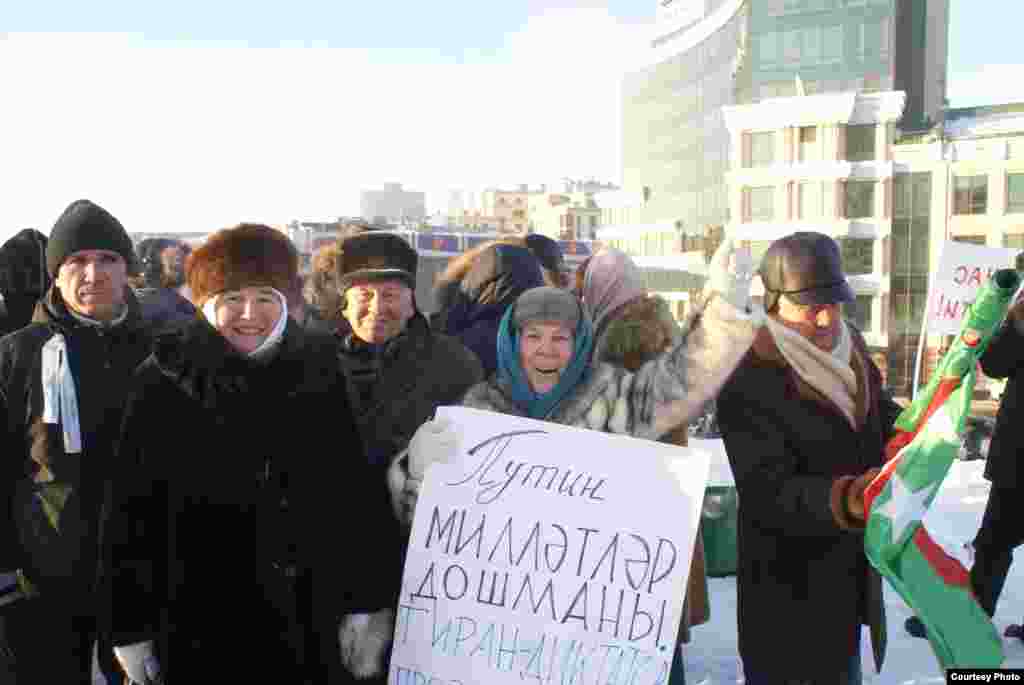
0, 199, 155, 683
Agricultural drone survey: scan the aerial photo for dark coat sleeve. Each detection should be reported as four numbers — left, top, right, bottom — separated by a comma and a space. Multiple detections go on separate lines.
981, 316, 1024, 380
295, 349, 403, 621
105, 364, 168, 646
879, 383, 904, 442
717, 372, 857, 538
0, 386, 22, 574
0, 332, 36, 574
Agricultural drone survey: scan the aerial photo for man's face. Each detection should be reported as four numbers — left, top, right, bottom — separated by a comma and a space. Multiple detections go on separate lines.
772, 295, 842, 352
342, 279, 415, 344
159, 245, 185, 288
55, 250, 128, 321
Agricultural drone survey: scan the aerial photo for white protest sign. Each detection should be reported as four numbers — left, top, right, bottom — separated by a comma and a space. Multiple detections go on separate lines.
926, 241, 1017, 335
389, 406, 711, 685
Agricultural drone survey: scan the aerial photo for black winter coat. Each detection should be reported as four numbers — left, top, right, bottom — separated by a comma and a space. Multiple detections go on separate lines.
336, 313, 483, 469
0, 288, 153, 613
716, 326, 901, 681
980, 314, 1024, 486
107, 317, 399, 682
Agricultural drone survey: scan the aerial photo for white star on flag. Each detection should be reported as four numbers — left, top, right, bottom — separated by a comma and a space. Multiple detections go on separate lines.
877, 471, 938, 543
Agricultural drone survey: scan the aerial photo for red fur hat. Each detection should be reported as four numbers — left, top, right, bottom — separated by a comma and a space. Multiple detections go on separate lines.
187, 224, 298, 305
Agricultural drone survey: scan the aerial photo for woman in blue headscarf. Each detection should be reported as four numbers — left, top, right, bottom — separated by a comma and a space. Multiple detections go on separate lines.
458, 274, 756, 437
449, 240, 760, 432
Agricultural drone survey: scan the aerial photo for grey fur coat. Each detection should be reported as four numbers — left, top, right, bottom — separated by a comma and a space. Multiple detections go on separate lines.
461, 294, 758, 441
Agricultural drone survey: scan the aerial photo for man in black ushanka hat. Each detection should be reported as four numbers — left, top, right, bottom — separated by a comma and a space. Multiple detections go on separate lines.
332, 231, 483, 681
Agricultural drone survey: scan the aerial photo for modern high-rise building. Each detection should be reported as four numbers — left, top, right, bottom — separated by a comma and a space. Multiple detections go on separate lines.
748, 0, 948, 129
615, 0, 949, 250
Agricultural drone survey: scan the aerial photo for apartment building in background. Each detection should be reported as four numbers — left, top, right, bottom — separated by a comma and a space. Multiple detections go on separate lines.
887, 104, 1024, 394
360, 183, 426, 226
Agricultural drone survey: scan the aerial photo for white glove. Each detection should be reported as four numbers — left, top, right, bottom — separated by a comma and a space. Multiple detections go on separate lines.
339, 609, 396, 679
706, 238, 754, 312
386, 449, 422, 529
407, 416, 460, 479
114, 640, 163, 684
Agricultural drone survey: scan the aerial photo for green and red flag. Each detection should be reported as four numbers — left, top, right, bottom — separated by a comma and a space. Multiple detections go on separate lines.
863, 268, 1021, 670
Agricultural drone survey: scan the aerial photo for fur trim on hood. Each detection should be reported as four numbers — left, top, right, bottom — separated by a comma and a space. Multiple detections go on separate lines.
592, 295, 681, 371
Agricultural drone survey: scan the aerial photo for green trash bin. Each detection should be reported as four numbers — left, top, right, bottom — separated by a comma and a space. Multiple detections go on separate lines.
701, 485, 738, 578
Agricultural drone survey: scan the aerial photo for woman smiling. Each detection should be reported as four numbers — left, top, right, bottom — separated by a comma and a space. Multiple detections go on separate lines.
460, 241, 760, 437
106, 224, 396, 683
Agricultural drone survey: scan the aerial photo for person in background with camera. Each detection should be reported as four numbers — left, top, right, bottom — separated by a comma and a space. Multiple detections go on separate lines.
133, 238, 196, 334
0, 228, 50, 339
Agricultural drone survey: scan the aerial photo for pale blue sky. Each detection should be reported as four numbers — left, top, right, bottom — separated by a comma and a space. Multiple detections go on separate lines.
0, 1, 1019, 236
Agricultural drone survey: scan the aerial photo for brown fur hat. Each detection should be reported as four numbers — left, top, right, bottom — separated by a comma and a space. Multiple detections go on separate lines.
186, 224, 298, 305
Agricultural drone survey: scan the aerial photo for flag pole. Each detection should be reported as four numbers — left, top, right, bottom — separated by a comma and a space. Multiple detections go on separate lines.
910, 298, 930, 401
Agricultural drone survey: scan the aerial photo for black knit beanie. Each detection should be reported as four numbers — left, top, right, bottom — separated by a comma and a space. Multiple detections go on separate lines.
46, 200, 135, 277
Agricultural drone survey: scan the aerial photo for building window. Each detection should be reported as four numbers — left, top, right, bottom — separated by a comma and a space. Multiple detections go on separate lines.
758, 32, 778, 69
799, 182, 822, 219
802, 26, 821, 64
783, 29, 801, 64
952, 235, 986, 246
1007, 173, 1024, 213
845, 295, 873, 331
822, 25, 843, 64
749, 187, 774, 222
846, 125, 876, 162
799, 126, 818, 162
1004, 234, 1024, 250
844, 181, 875, 219
1005, 235, 1024, 269
879, 17, 891, 62
750, 131, 775, 167
838, 237, 873, 275
953, 175, 988, 215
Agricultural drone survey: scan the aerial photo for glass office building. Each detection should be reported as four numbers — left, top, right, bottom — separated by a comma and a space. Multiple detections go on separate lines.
620, 0, 946, 248
621, 1, 747, 235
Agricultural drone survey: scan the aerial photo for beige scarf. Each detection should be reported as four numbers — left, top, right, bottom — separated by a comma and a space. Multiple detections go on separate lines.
766, 316, 859, 429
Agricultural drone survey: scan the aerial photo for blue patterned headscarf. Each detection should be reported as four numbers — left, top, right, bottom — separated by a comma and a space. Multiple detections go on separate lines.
495, 291, 593, 420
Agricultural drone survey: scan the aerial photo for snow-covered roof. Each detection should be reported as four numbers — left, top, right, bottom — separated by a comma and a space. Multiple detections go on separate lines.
945, 103, 1024, 139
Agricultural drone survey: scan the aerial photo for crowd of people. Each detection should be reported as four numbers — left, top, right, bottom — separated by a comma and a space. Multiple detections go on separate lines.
0, 198, 1016, 685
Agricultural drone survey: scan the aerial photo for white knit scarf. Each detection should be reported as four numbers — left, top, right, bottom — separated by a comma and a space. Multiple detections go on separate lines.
40, 304, 132, 454
41, 334, 82, 454
766, 316, 859, 429
202, 288, 289, 362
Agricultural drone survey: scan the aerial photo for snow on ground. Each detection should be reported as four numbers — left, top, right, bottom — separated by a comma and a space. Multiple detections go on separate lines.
683, 446, 1024, 684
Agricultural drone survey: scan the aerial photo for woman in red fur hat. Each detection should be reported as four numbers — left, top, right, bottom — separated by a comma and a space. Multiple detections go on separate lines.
105, 224, 399, 683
